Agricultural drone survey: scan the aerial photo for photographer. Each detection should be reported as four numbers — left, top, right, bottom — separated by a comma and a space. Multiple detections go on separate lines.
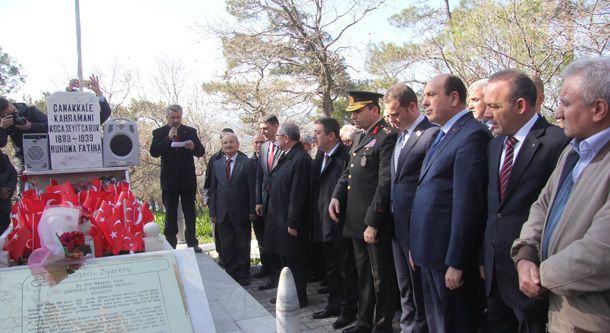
0, 97, 48, 166
66, 74, 112, 124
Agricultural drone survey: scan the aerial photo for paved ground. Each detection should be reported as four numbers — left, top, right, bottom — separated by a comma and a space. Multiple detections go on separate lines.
205, 242, 402, 333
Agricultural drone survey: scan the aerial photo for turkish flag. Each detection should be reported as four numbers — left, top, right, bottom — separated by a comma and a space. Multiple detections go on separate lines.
89, 178, 102, 192
46, 181, 74, 196
88, 220, 106, 257
96, 201, 124, 255
61, 192, 79, 206
141, 201, 155, 224
40, 192, 62, 207
6, 223, 31, 262
21, 189, 39, 200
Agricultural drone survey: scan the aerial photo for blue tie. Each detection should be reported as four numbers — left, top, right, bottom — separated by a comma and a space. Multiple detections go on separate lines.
542, 150, 580, 258
427, 130, 445, 157
393, 130, 407, 171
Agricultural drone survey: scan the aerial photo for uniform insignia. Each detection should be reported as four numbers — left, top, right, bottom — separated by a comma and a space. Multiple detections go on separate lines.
365, 139, 376, 148
415, 130, 422, 137
383, 127, 391, 134
372, 126, 379, 135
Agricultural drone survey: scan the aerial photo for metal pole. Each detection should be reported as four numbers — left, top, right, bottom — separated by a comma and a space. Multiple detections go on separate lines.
75, 0, 83, 92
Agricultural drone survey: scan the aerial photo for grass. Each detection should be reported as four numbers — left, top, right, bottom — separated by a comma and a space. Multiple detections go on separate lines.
153, 209, 214, 244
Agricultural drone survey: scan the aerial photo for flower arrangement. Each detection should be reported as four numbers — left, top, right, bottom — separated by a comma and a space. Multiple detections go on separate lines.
58, 231, 91, 259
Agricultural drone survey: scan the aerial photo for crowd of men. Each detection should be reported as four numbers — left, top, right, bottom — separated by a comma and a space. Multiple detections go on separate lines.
153, 55, 608, 333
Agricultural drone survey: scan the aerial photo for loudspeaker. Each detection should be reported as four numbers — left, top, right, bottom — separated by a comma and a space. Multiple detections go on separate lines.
103, 118, 140, 167
23, 133, 50, 171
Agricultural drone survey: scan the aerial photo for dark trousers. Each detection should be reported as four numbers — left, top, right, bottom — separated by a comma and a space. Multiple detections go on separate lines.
162, 188, 198, 248
392, 239, 428, 333
482, 274, 548, 333
308, 241, 326, 279
353, 238, 398, 332
280, 256, 308, 307
218, 217, 252, 279
420, 266, 482, 333
252, 214, 272, 271
214, 223, 223, 264
320, 238, 358, 314
0, 199, 10, 235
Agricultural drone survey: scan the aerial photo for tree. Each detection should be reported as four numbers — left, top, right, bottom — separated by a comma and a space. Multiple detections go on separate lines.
0, 47, 25, 95
367, 0, 609, 114
205, 0, 385, 123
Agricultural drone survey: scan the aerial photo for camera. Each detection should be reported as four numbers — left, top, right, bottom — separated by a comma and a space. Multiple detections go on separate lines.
11, 112, 27, 126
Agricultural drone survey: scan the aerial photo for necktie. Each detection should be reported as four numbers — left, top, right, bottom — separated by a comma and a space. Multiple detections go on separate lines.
226, 159, 232, 183
394, 130, 407, 172
427, 130, 445, 156
499, 136, 518, 201
267, 144, 275, 170
322, 154, 330, 173
541, 150, 580, 258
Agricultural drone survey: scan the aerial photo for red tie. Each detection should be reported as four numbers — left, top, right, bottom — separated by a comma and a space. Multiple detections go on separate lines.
267, 144, 275, 170
226, 159, 232, 183
499, 136, 518, 201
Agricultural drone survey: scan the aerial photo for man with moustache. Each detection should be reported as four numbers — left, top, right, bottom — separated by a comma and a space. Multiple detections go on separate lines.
209, 133, 256, 286
481, 70, 568, 333
409, 75, 491, 333
150, 104, 205, 252
329, 91, 398, 333
512, 56, 610, 332
384, 83, 438, 333
310, 117, 357, 329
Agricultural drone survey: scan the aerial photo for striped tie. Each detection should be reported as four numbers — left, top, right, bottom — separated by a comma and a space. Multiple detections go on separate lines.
499, 136, 518, 201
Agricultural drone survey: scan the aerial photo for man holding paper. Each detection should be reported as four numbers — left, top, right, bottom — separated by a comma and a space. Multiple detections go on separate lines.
150, 104, 205, 253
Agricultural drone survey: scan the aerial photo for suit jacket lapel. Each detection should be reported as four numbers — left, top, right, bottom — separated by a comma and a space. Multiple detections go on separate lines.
396, 118, 430, 176
261, 143, 270, 174
420, 113, 471, 182
489, 137, 503, 205
500, 118, 546, 207
352, 132, 371, 152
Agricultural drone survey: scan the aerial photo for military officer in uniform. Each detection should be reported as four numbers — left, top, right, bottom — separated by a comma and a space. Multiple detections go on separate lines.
329, 91, 399, 333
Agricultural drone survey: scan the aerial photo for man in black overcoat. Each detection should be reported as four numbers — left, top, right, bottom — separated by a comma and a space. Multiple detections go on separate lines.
265, 122, 311, 307
311, 117, 357, 329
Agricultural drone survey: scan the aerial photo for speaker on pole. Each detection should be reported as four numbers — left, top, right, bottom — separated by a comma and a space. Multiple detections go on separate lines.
103, 118, 140, 167
23, 133, 50, 171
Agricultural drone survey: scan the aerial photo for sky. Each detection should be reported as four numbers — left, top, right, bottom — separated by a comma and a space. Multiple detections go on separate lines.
0, 0, 413, 101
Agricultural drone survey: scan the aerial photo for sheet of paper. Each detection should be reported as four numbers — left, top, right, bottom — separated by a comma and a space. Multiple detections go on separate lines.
0, 252, 193, 333
171, 141, 187, 147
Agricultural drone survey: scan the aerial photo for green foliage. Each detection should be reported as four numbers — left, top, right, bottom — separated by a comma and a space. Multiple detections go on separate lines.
367, 0, 609, 115
153, 209, 214, 244
0, 47, 25, 95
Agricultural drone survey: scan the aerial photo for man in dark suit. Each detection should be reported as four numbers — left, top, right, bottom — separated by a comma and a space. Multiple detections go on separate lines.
481, 70, 569, 333
330, 91, 398, 333
250, 133, 270, 276
266, 122, 311, 307
209, 133, 256, 286
150, 104, 205, 252
384, 84, 438, 333
409, 75, 492, 333
311, 117, 357, 329
203, 128, 234, 266
255, 115, 282, 289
